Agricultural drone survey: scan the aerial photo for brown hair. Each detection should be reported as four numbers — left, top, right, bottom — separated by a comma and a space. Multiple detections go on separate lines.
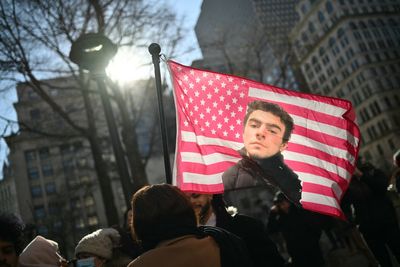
131, 184, 197, 242
243, 100, 294, 142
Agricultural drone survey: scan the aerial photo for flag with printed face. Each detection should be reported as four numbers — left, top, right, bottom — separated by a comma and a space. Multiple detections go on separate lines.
168, 60, 360, 218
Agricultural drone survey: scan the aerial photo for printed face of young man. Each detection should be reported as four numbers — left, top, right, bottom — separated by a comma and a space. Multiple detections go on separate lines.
243, 110, 288, 159
0, 239, 18, 267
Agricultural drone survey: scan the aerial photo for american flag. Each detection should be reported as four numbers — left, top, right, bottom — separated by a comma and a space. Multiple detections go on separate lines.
168, 60, 360, 218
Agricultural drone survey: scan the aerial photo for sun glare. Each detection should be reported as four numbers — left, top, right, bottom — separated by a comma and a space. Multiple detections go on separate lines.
106, 48, 151, 84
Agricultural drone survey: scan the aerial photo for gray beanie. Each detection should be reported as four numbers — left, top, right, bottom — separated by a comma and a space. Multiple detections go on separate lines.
75, 228, 120, 260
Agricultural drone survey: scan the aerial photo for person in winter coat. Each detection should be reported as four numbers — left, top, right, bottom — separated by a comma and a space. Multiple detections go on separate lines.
345, 161, 400, 267
127, 184, 252, 267
187, 192, 284, 267
75, 228, 132, 267
267, 192, 325, 267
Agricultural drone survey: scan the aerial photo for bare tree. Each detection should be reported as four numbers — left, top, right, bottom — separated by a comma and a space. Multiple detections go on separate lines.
0, 0, 186, 226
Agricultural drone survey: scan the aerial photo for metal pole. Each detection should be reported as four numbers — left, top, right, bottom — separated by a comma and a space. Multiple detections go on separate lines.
148, 43, 172, 184
94, 73, 134, 206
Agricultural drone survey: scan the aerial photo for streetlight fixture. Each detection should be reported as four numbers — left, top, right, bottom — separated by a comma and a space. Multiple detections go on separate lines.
70, 33, 134, 223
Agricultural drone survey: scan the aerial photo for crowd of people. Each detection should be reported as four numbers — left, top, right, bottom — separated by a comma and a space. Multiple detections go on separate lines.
2, 166, 400, 267
1, 101, 400, 267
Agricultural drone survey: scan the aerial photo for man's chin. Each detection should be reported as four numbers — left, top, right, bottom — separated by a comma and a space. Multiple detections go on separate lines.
247, 151, 264, 159
248, 151, 274, 160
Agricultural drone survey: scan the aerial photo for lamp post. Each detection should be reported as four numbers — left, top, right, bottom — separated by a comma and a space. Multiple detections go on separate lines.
148, 43, 172, 184
69, 33, 134, 214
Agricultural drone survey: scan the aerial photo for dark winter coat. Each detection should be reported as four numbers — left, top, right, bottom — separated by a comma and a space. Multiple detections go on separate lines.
216, 212, 284, 267
267, 205, 324, 267
222, 148, 302, 206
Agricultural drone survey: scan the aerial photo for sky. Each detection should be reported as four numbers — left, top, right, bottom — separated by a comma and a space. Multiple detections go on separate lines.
0, 0, 203, 179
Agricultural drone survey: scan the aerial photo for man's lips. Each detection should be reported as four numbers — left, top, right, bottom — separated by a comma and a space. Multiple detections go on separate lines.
249, 142, 264, 147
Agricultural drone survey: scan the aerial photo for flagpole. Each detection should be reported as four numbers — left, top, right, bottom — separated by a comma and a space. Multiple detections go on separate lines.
148, 43, 172, 184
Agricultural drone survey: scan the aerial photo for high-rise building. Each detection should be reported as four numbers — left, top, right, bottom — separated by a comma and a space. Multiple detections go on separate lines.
252, 0, 300, 57
289, 0, 400, 170
194, 0, 277, 83
251, 0, 310, 91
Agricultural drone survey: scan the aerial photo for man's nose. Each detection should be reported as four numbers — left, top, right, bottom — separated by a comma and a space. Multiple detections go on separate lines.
256, 126, 266, 138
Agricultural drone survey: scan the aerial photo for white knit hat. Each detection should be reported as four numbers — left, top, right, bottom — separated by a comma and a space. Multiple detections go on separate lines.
18, 235, 64, 267
75, 228, 120, 260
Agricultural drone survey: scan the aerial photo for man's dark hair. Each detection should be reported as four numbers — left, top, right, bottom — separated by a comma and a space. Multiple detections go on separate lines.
131, 184, 197, 247
243, 100, 294, 142
0, 213, 25, 255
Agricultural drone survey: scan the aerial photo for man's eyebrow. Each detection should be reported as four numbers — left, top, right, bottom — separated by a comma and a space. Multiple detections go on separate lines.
248, 118, 282, 132
265, 123, 282, 131
248, 118, 261, 124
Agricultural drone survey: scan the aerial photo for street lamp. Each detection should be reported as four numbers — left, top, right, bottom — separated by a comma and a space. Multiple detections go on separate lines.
69, 33, 134, 221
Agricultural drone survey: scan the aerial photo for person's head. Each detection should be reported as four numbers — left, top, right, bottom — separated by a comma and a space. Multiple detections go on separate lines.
75, 228, 120, 267
0, 213, 25, 267
243, 100, 294, 159
186, 193, 214, 225
131, 184, 197, 248
273, 192, 291, 214
18, 235, 65, 267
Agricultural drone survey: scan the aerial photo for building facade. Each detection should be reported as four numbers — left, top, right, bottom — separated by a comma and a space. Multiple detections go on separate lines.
0, 76, 127, 255
290, 0, 400, 170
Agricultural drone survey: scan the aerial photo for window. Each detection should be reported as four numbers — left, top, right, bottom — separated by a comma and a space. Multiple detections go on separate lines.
45, 182, 56, 195
374, 101, 381, 113
88, 215, 99, 226
41, 163, 53, 177
62, 159, 75, 174
75, 218, 85, 229
24, 150, 36, 162
34, 205, 46, 219
326, 1, 334, 14
337, 28, 345, 39
31, 186, 42, 198
319, 47, 325, 56
27, 166, 40, 180
79, 175, 90, 184
85, 195, 95, 207
318, 11, 325, 23
329, 37, 335, 47
301, 4, 308, 14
